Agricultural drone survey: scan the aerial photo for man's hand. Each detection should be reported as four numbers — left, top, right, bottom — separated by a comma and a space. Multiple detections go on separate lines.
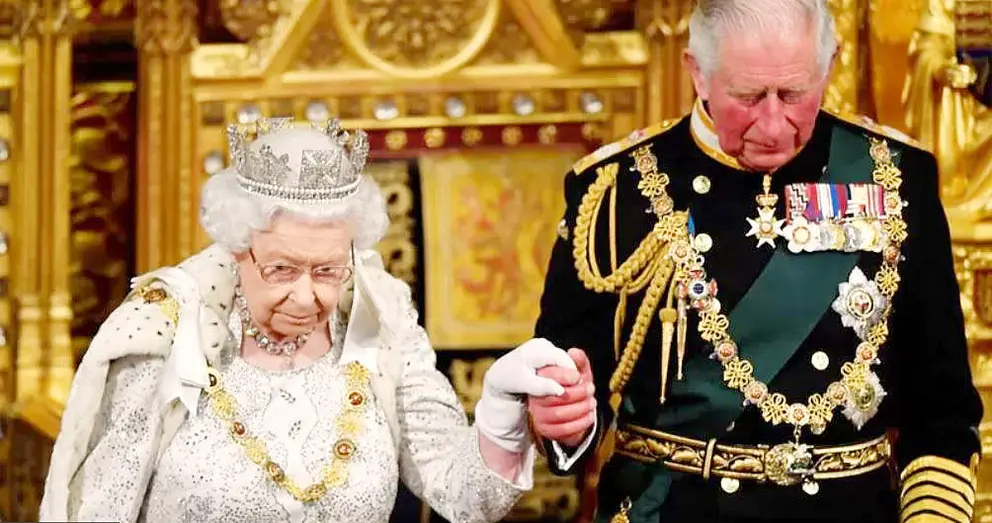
527, 348, 597, 448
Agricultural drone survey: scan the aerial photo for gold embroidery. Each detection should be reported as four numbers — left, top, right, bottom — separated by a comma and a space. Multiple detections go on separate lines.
572, 119, 681, 177
614, 425, 890, 484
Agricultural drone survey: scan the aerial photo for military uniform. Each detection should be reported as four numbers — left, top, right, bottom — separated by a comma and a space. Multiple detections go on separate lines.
535, 99, 983, 523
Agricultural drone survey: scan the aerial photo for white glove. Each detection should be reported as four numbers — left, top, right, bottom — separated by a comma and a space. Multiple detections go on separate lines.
474, 338, 577, 453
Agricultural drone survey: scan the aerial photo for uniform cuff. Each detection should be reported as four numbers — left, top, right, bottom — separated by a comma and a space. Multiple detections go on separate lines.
900, 454, 979, 523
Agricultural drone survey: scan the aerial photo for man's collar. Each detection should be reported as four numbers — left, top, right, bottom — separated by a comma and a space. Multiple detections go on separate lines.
690, 98, 745, 170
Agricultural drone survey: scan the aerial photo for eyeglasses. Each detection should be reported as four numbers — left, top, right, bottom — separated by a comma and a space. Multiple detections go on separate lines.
248, 249, 354, 286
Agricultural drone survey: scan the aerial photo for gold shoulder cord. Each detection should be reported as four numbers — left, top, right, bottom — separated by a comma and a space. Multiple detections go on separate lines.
571, 144, 687, 414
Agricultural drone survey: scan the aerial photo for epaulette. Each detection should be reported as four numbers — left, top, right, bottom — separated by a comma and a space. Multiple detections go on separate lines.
572, 118, 682, 176
127, 280, 180, 324
823, 107, 925, 150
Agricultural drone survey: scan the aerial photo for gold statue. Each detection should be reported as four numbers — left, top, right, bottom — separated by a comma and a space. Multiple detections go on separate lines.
903, 0, 992, 221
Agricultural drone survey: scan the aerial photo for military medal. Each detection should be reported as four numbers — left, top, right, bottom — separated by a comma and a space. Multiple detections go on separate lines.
783, 216, 818, 253
783, 181, 891, 253
745, 173, 784, 248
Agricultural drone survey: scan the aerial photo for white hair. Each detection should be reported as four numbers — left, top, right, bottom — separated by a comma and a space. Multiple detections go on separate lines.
687, 0, 837, 79
199, 169, 389, 253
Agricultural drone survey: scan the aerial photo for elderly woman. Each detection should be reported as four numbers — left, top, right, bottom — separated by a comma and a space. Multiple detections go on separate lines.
38, 119, 594, 523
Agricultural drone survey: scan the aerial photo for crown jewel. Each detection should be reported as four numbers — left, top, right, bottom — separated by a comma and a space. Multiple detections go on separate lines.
226, 117, 370, 203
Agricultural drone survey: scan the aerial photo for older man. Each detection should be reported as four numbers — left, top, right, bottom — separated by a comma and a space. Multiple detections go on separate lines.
526, 0, 983, 522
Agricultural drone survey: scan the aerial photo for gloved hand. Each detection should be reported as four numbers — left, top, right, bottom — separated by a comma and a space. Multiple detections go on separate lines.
474, 338, 577, 453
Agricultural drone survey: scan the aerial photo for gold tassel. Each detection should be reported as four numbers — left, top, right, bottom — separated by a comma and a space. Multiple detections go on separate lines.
609, 392, 623, 418
614, 289, 627, 361
659, 307, 677, 404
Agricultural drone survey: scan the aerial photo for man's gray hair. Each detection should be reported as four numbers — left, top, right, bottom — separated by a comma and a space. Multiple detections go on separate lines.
687, 0, 837, 79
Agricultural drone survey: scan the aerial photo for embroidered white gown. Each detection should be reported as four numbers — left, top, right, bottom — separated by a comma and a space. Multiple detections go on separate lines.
64, 304, 526, 523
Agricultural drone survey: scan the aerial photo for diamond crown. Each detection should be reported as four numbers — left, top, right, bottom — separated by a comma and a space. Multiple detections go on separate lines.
227, 117, 370, 203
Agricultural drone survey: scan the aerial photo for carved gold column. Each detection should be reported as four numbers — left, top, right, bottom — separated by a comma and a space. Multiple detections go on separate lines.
825, 0, 865, 114
0, 41, 18, 413
637, 0, 695, 123
134, 0, 197, 272
13, 0, 76, 404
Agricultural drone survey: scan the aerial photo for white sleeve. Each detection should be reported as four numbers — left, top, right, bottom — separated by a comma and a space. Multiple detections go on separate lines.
67, 355, 165, 523
390, 282, 531, 523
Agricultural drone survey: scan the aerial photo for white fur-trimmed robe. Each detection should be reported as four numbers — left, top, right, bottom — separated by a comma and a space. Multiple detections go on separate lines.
38, 244, 532, 522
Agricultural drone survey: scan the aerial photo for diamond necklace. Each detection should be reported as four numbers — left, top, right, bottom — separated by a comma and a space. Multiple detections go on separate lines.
234, 285, 312, 358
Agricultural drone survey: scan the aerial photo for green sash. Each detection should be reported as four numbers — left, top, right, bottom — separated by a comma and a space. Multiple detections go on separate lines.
601, 125, 905, 523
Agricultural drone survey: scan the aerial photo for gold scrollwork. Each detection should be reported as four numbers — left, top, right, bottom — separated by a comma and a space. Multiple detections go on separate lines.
554, 0, 614, 45
134, 0, 198, 54
69, 85, 135, 361
16, 0, 77, 39
293, 5, 354, 71
472, 11, 541, 65
219, 0, 288, 42
99, 0, 129, 17
328, 0, 501, 78
365, 161, 418, 290
638, 0, 691, 41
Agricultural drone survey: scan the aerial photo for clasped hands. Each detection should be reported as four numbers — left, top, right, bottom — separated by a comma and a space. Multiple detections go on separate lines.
475, 338, 597, 454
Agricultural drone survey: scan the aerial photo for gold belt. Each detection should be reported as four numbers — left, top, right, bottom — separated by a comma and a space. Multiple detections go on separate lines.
614, 424, 891, 488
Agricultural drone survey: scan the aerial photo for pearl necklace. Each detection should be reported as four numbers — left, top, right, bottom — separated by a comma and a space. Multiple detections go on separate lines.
234, 285, 312, 358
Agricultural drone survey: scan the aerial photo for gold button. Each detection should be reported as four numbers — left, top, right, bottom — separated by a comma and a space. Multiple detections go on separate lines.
556, 218, 569, 241
811, 351, 830, 371
693, 233, 713, 253
693, 175, 711, 194
720, 477, 740, 493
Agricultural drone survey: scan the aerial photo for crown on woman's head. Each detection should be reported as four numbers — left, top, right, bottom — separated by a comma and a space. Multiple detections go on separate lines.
226, 117, 370, 203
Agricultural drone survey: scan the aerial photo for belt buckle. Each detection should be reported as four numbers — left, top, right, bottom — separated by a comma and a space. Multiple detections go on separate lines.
764, 442, 815, 487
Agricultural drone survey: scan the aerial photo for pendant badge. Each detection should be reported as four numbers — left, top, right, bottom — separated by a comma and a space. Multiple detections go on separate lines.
745, 173, 784, 249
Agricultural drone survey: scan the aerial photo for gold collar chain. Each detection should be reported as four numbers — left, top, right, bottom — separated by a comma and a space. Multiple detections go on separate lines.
203, 360, 372, 503
678, 136, 906, 438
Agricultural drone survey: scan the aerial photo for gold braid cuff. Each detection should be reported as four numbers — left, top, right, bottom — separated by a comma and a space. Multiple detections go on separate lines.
900, 455, 978, 523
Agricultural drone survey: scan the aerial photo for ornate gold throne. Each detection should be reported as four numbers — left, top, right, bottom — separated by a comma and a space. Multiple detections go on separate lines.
0, 1, 989, 522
